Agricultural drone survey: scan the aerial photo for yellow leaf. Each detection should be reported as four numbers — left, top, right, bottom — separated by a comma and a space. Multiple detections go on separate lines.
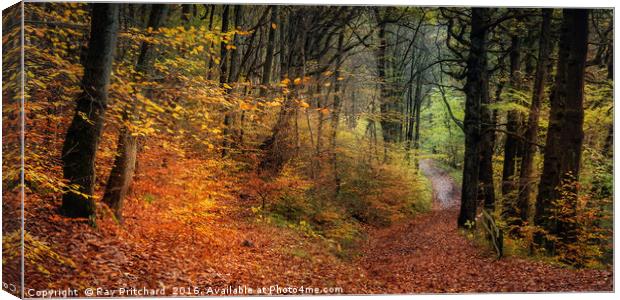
299, 100, 310, 108
271, 22, 277, 30
240, 103, 254, 110
293, 78, 302, 85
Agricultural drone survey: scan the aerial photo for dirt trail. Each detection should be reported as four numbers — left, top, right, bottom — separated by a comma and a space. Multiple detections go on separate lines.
354, 159, 612, 293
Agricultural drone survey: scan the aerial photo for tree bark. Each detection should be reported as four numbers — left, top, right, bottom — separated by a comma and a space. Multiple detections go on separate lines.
374, 10, 399, 149
479, 65, 495, 210
502, 35, 524, 197
535, 9, 589, 254
220, 5, 233, 156
412, 75, 423, 171
260, 5, 278, 96
258, 12, 305, 176
227, 5, 244, 84
206, 5, 216, 80
102, 4, 167, 221
330, 30, 345, 195
515, 8, 552, 225
219, 5, 231, 84
61, 4, 119, 218
458, 8, 489, 228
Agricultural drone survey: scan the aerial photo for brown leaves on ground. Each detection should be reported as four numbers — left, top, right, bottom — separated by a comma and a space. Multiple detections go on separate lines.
23, 157, 612, 295
357, 209, 612, 293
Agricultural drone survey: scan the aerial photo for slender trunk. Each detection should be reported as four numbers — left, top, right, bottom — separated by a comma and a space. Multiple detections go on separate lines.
103, 4, 167, 221
458, 8, 488, 228
227, 5, 243, 84
279, 8, 287, 79
374, 11, 398, 149
258, 14, 305, 176
502, 35, 524, 197
330, 30, 345, 195
206, 5, 216, 80
316, 79, 328, 159
479, 67, 495, 210
220, 5, 232, 156
516, 8, 552, 225
349, 89, 357, 129
413, 75, 423, 171
405, 84, 415, 162
260, 6, 278, 96
61, 4, 119, 218
535, 9, 589, 254
219, 5, 230, 84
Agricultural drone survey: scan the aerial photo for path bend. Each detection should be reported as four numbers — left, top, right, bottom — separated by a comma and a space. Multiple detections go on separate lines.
355, 159, 612, 293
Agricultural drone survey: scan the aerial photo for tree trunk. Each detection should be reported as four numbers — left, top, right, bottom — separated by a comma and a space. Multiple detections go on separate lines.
330, 30, 345, 195
102, 4, 167, 221
220, 5, 232, 156
260, 5, 278, 96
516, 8, 552, 225
316, 80, 325, 158
535, 9, 589, 254
405, 82, 416, 162
374, 10, 399, 149
413, 75, 423, 171
502, 35, 524, 197
219, 5, 230, 84
458, 8, 488, 228
61, 4, 119, 218
479, 63, 495, 210
206, 5, 216, 80
258, 13, 305, 176
278, 8, 287, 79
227, 5, 243, 84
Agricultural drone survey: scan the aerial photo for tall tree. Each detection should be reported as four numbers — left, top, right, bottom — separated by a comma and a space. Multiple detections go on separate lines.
258, 9, 306, 176
260, 5, 278, 96
412, 73, 423, 170
515, 8, 552, 225
103, 4, 167, 221
458, 8, 489, 228
478, 64, 495, 210
227, 5, 244, 84
329, 29, 346, 195
61, 4, 119, 217
502, 34, 524, 197
535, 9, 589, 253
219, 5, 231, 84
220, 5, 232, 156
374, 9, 401, 152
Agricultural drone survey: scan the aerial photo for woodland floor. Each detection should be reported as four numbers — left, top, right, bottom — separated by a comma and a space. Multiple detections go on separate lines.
24, 159, 612, 295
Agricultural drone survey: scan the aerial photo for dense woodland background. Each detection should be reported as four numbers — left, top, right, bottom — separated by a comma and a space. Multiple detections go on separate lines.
1, 2, 614, 294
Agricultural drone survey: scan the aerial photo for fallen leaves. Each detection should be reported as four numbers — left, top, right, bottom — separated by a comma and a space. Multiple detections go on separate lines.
22, 156, 612, 295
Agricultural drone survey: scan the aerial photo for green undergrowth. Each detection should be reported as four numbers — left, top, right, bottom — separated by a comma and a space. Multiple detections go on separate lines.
249, 128, 432, 260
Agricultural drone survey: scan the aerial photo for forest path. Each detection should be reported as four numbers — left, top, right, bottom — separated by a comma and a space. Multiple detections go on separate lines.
354, 159, 612, 293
